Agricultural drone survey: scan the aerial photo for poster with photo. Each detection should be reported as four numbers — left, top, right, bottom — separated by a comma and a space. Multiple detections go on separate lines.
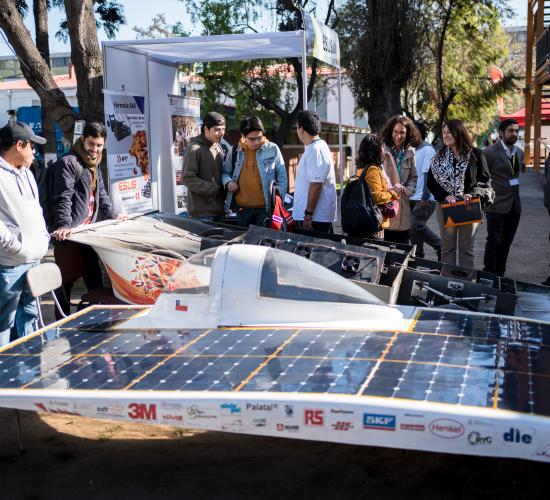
168, 95, 201, 215
104, 91, 153, 214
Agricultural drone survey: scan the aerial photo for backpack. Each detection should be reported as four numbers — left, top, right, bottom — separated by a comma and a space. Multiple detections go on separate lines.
267, 181, 294, 232
341, 167, 382, 237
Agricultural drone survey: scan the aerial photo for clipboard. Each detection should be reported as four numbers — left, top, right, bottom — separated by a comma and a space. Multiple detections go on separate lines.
441, 197, 482, 228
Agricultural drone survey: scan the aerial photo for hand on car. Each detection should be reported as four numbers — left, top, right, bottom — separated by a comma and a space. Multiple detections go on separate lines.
445, 195, 457, 205
52, 228, 71, 241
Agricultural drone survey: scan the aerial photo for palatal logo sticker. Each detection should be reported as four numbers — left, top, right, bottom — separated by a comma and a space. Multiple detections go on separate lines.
429, 419, 464, 438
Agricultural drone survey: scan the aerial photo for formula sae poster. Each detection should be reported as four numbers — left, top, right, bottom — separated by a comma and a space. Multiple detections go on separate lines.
104, 91, 153, 214
168, 95, 201, 215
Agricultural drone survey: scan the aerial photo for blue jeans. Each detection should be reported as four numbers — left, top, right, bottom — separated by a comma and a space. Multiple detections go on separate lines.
0, 262, 38, 347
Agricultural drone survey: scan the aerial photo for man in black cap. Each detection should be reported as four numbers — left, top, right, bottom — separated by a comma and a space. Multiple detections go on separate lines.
0, 122, 49, 346
182, 111, 226, 220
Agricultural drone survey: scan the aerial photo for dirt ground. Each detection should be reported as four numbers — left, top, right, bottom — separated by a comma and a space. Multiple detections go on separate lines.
0, 169, 548, 500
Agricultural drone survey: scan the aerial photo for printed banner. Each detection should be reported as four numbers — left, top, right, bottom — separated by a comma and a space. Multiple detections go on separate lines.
303, 11, 340, 68
104, 91, 153, 214
168, 95, 201, 215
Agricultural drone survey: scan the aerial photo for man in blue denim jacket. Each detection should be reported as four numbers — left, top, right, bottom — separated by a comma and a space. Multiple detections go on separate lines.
222, 116, 287, 227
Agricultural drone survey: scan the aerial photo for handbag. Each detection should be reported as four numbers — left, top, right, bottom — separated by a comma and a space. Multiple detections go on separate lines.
379, 199, 399, 219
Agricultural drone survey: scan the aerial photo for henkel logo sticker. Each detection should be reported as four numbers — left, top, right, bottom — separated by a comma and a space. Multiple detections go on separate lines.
503, 427, 535, 445
304, 409, 324, 426
220, 403, 241, 415
363, 414, 396, 431
400, 423, 425, 431
332, 421, 353, 431
429, 419, 464, 439
467, 431, 492, 445
128, 403, 157, 421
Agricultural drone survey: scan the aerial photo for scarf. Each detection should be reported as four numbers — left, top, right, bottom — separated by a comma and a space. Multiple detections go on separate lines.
390, 147, 406, 174
72, 137, 102, 190
430, 147, 472, 197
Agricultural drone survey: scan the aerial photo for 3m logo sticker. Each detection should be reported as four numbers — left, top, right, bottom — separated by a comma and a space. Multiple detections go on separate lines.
128, 403, 157, 420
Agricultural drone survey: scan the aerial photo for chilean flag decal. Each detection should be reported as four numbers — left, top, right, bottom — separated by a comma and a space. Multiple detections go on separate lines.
175, 300, 188, 312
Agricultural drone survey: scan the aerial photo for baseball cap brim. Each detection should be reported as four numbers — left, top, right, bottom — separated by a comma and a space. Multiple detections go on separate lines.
28, 132, 47, 145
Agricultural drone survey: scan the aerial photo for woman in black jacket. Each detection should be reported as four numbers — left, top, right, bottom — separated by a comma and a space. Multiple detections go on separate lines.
427, 119, 493, 269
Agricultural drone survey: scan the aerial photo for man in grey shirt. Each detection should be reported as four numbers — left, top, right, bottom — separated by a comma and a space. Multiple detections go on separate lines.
0, 122, 49, 346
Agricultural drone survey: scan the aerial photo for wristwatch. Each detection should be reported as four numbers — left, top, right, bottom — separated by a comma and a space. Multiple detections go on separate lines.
305, 209, 314, 216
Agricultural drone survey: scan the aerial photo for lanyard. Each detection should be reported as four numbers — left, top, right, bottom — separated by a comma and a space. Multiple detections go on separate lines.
508, 154, 517, 177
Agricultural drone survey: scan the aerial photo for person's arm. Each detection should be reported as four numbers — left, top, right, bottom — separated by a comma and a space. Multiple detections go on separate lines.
383, 151, 400, 186
0, 220, 22, 256
51, 158, 77, 232
402, 157, 418, 197
181, 145, 219, 195
365, 166, 399, 205
274, 146, 288, 199
469, 149, 493, 206
426, 167, 451, 203
97, 169, 118, 220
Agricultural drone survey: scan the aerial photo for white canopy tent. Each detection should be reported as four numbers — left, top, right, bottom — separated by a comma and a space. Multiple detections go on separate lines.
103, 27, 343, 214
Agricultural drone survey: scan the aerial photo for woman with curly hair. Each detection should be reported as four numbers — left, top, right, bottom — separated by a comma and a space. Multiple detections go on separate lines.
355, 134, 400, 239
380, 115, 419, 244
427, 119, 493, 268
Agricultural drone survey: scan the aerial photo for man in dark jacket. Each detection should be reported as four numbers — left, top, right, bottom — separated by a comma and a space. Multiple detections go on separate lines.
49, 121, 122, 317
182, 111, 225, 220
482, 119, 524, 277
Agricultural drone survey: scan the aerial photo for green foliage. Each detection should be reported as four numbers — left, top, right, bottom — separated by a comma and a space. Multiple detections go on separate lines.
133, 13, 189, 38
55, 0, 126, 42
411, 0, 516, 137
340, 0, 516, 137
178, 0, 337, 143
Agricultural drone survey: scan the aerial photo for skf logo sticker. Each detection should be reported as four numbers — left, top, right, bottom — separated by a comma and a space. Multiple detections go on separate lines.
304, 409, 324, 426
128, 403, 157, 420
363, 413, 396, 431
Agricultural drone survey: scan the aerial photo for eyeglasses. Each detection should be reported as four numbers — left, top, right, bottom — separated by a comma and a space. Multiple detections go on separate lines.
16, 140, 34, 149
245, 134, 264, 143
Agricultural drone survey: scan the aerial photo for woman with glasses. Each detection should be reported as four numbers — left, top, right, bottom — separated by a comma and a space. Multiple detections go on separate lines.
380, 115, 419, 244
427, 119, 493, 268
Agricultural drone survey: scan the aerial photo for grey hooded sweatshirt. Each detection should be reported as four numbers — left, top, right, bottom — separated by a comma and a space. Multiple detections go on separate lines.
0, 156, 49, 266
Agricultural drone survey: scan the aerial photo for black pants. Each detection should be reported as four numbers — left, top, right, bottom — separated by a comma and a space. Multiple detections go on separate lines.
410, 200, 442, 258
296, 220, 334, 233
236, 207, 268, 227
384, 229, 410, 245
483, 210, 521, 277
54, 241, 103, 319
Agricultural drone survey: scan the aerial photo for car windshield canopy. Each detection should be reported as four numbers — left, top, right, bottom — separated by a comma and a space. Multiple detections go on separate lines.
259, 248, 382, 304
165, 248, 216, 295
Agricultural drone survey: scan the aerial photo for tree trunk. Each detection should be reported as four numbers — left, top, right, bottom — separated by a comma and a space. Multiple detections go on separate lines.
64, 0, 104, 123
0, 2, 76, 140
33, 0, 57, 156
367, 83, 402, 133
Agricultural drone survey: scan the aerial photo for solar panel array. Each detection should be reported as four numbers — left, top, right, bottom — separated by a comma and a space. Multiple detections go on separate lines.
1, 307, 549, 418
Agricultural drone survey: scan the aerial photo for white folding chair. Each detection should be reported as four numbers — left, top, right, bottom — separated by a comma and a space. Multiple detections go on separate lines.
14, 263, 65, 452
26, 262, 66, 330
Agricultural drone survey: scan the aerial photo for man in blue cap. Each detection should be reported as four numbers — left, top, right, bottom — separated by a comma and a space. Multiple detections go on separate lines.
0, 121, 49, 346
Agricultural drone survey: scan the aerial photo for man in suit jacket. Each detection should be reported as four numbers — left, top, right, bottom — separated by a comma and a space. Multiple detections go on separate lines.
483, 119, 524, 277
